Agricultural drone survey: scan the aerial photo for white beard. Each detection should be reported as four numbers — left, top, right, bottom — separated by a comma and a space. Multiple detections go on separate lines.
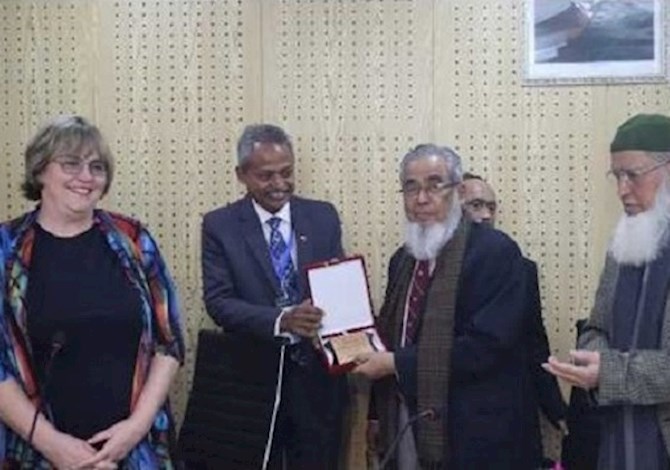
609, 179, 670, 266
404, 200, 463, 261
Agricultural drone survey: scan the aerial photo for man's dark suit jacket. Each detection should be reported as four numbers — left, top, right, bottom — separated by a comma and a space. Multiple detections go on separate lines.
200, 195, 346, 468
524, 259, 567, 466
386, 224, 535, 470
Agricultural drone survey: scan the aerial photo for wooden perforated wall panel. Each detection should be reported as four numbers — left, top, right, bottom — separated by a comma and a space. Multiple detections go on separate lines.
2, 0, 669, 466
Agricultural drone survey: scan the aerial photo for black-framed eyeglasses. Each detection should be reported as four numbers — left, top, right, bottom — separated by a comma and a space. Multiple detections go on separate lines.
607, 160, 668, 185
52, 155, 109, 178
399, 180, 459, 198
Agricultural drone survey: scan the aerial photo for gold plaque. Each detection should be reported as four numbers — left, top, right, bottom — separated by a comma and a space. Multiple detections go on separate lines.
329, 331, 375, 365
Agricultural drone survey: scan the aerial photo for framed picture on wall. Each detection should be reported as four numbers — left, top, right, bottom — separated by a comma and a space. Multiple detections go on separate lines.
523, 0, 668, 85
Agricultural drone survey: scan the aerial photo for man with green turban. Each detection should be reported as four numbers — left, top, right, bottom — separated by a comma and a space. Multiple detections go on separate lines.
545, 114, 670, 470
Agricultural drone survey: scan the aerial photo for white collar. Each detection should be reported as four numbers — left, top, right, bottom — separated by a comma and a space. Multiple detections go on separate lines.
251, 199, 292, 226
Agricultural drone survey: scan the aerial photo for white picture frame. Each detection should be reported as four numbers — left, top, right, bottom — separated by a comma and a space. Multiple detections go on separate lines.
523, 0, 668, 86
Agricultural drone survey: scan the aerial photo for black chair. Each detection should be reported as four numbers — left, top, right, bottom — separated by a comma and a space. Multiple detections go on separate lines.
178, 330, 281, 469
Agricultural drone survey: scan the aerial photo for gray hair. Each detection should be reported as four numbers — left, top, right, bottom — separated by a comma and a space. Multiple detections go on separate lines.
22, 115, 114, 201
236, 124, 294, 165
399, 143, 463, 183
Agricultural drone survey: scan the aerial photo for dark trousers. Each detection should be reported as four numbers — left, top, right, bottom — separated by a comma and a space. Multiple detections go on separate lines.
268, 346, 345, 470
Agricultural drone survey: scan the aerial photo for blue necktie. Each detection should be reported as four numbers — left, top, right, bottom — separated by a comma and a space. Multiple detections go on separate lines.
268, 217, 299, 305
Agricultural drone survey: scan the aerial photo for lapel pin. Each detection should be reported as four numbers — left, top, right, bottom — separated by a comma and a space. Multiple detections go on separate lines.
299, 235, 308, 242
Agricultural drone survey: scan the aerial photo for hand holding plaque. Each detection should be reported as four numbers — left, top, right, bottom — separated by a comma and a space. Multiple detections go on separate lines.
328, 332, 377, 365
307, 256, 386, 374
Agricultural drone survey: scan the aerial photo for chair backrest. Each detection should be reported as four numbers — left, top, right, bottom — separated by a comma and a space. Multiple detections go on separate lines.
177, 329, 280, 469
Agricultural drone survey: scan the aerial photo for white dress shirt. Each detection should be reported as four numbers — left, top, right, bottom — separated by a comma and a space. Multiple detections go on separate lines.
251, 199, 299, 342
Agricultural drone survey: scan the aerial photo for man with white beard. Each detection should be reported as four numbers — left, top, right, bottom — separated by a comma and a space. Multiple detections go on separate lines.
544, 114, 670, 470
354, 144, 532, 469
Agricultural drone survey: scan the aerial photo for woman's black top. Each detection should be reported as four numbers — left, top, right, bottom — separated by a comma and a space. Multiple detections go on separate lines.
26, 223, 143, 440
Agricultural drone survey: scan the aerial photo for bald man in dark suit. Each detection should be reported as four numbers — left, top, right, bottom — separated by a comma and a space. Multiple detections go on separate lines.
460, 173, 567, 466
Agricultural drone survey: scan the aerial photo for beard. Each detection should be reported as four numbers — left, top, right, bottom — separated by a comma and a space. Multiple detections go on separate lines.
609, 178, 670, 266
403, 198, 463, 261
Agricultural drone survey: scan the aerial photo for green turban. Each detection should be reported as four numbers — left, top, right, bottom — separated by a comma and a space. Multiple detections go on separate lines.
610, 114, 670, 154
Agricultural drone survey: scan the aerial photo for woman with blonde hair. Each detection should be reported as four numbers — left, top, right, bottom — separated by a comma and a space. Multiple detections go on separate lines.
0, 115, 184, 469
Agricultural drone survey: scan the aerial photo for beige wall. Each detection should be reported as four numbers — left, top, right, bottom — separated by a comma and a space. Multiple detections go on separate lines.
1, 0, 669, 465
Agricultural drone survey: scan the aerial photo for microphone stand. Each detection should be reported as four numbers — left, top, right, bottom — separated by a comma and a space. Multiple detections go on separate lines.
379, 408, 437, 469
26, 331, 66, 450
